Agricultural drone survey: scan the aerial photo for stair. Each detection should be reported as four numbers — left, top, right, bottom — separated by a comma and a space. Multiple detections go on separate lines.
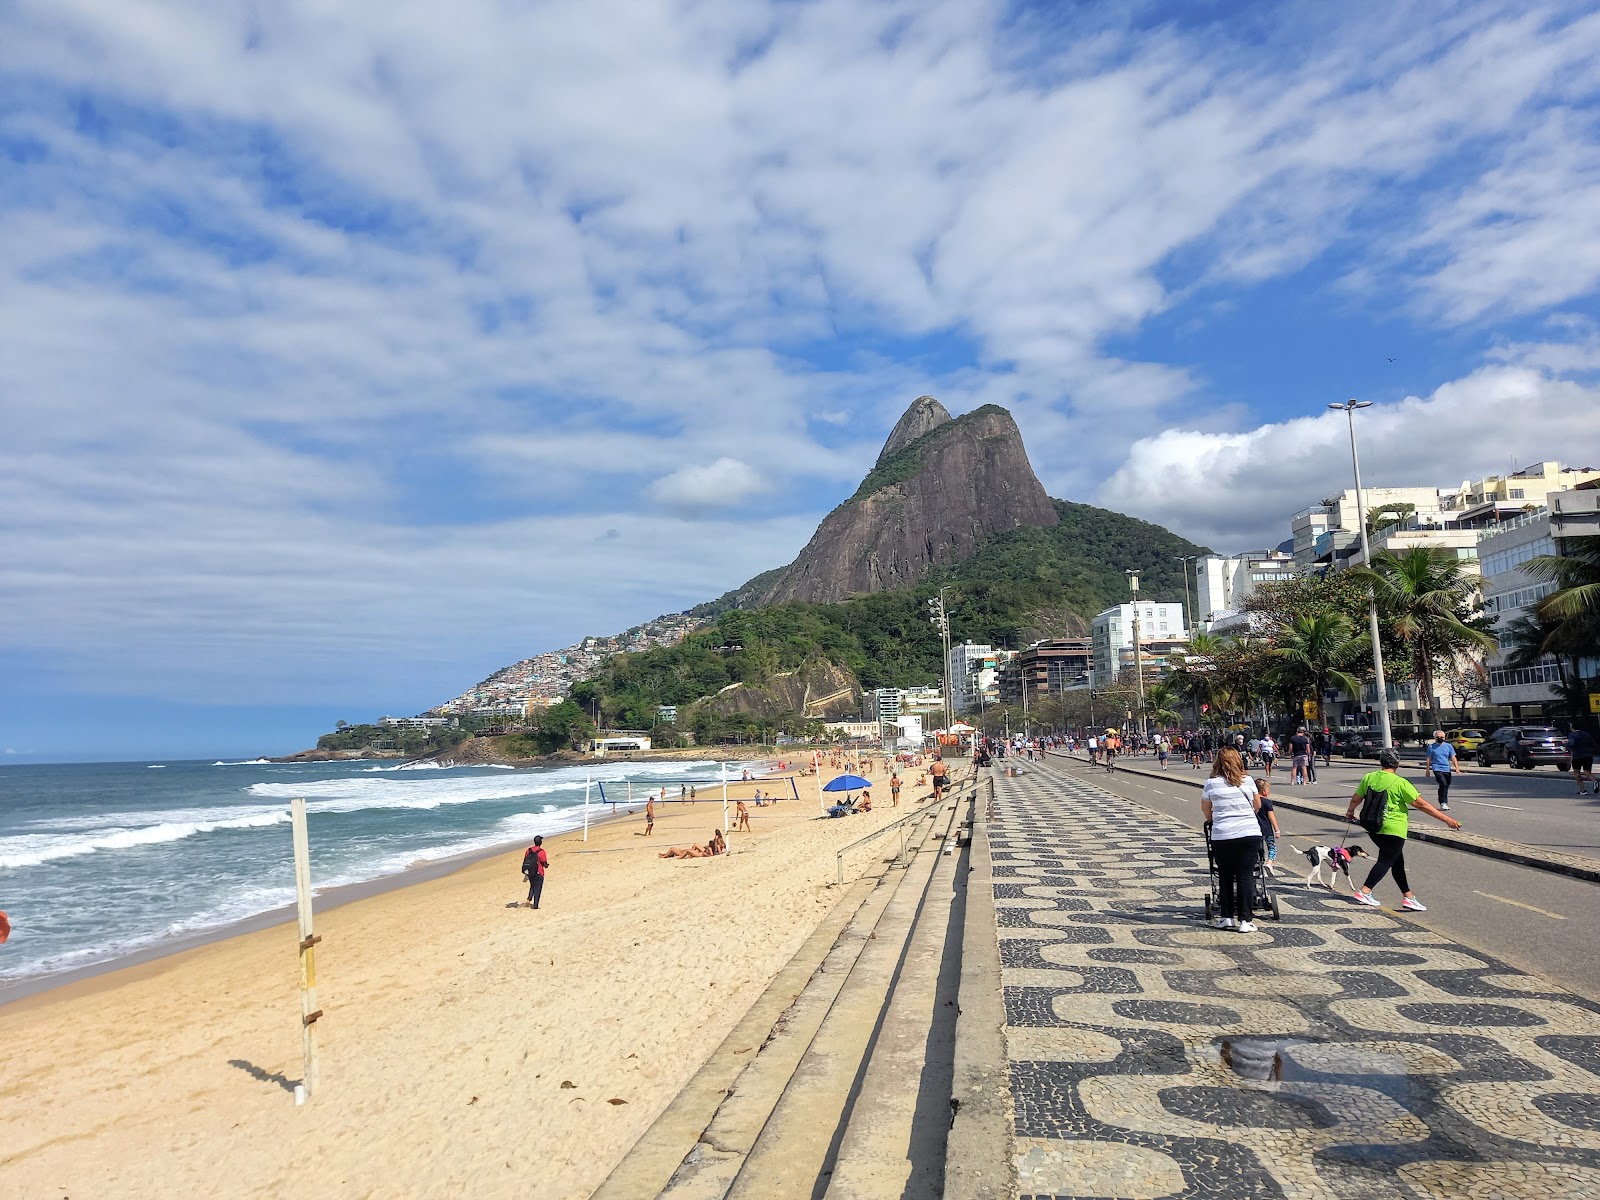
593, 789, 967, 1200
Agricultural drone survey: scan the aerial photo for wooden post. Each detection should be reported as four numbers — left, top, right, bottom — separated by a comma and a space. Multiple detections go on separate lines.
290, 797, 321, 1103
814, 751, 826, 813
584, 774, 591, 842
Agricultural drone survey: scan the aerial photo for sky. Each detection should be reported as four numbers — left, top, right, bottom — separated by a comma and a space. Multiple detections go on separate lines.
4, 0, 1600, 762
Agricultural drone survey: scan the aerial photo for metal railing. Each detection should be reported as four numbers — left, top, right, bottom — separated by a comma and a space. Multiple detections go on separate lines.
833, 776, 975, 884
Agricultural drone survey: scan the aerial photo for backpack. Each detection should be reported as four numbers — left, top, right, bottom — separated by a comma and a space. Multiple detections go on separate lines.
1357, 783, 1390, 835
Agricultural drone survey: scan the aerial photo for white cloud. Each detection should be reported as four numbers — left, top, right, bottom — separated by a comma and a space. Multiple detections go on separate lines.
1098, 366, 1600, 552
647, 458, 770, 513
3, 1, 1600, 716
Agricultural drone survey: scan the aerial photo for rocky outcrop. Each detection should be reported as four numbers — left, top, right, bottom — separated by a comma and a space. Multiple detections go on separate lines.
876, 395, 951, 464
751, 401, 1059, 605
696, 660, 861, 720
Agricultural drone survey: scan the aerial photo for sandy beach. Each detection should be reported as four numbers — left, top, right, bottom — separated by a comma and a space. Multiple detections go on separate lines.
0, 762, 936, 1199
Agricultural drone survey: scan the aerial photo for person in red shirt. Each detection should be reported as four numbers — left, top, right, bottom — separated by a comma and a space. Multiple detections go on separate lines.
521, 836, 549, 909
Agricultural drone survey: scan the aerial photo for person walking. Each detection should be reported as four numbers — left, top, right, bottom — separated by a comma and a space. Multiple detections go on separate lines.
1346, 748, 1460, 911
890, 772, 902, 807
1569, 725, 1597, 795
1289, 727, 1311, 785
1201, 748, 1263, 932
521, 835, 549, 909
1157, 736, 1170, 770
1425, 729, 1459, 811
645, 795, 655, 836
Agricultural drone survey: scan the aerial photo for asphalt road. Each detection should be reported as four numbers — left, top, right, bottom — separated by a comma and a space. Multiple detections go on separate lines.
1028, 753, 1600, 1002
1103, 750, 1600, 860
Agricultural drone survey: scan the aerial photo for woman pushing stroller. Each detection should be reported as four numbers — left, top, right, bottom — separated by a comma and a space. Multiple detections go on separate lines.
1201, 748, 1263, 932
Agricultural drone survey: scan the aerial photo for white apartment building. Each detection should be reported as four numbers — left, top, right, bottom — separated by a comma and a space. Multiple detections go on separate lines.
864, 687, 903, 723
1442, 461, 1600, 528
1091, 603, 1188, 682
1478, 488, 1600, 714
947, 642, 1000, 714
1194, 551, 1297, 630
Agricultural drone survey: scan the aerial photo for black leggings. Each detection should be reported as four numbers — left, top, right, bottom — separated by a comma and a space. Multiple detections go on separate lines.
526, 873, 544, 908
1363, 834, 1410, 894
1212, 836, 1262, 921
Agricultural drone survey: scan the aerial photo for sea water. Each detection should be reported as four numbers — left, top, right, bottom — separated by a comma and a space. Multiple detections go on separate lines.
0, 756, 743, 985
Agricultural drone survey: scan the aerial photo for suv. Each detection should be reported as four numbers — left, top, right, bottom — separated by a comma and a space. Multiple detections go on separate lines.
1477, 726, 1572, 770
1335, 732, 1382, 758
1446, 728, 1488, 755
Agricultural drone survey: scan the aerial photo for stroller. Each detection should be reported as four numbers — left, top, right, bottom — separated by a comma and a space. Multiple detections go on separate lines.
1203, 820, 1281, 922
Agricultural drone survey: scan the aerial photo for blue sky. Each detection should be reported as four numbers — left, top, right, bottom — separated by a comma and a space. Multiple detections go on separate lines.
4, 0, 1600, 762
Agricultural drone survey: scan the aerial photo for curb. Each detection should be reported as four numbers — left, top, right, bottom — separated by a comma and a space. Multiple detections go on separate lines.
1049, 752, 1600, 886
943, 779, 1016, 1200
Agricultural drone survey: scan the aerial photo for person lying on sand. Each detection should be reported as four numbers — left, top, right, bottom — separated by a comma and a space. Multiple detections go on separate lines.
659, 830, 727, 859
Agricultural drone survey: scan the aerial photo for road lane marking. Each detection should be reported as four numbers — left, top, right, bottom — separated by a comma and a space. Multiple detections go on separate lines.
1471, 890, 1566, 920
1457, 800, 1524, 811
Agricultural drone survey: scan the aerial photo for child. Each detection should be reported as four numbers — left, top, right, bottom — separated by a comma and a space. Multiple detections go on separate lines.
1254, 777, 1281, 875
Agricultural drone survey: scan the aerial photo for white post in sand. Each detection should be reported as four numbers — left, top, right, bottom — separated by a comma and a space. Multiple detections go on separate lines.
814, 750, 826, 813
290, 797, 321, 1104
583, 774, 591, 843
721, 760, 729, 840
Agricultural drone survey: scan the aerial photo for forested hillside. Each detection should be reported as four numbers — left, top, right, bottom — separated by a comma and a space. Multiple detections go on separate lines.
575, 499, 1209, 734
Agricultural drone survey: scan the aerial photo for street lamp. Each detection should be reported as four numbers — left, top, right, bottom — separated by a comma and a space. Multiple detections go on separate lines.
1328, 399, 1394, 749
1173, 554, 1200, 635
1126, 570, 1147, 742
927, 587, 952, 732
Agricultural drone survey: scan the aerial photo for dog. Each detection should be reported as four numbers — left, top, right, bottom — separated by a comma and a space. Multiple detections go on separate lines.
1298, 844, 1368, 892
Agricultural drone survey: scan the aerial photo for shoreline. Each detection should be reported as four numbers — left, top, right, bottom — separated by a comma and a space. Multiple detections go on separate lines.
0, 758, 924, 1199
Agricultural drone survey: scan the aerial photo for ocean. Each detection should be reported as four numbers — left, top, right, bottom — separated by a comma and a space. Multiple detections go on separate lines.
0, 756, 749, 988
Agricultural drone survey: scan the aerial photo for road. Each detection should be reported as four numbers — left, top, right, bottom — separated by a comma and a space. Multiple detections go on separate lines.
1029, 753, 1600, 1002
1103, 750, 1600, 860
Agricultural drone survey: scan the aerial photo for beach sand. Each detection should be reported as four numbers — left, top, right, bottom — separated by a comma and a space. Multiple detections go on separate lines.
0, 765, 931, 1199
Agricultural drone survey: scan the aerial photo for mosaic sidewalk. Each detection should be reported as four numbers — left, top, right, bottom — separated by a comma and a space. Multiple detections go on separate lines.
990, 764, 1600, 1200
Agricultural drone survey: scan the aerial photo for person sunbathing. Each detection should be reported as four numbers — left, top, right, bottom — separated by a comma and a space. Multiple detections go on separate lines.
659, 830, 726, 859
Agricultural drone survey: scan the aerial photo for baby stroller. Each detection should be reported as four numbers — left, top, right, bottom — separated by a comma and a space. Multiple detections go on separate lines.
1202, 820, 1281, 922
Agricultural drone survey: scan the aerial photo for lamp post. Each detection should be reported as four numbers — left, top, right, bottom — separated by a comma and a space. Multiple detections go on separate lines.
1328, 399, 1393, 750
1173, 554, 1200, 634
928, 587, 952, 732
1126, 570, 1147, 743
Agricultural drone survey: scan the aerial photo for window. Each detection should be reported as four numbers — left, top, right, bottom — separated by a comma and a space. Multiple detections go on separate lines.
1509, 488, 1525, 499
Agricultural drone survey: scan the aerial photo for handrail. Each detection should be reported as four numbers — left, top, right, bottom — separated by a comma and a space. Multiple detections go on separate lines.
834, 776, 975, 884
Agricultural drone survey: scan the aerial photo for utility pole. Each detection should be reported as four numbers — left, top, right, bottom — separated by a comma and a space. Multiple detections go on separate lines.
928, 587, 952, 731
1127, 571, 1147, 742
1328, 400, 1393, 749
1173, 554, 1200, 634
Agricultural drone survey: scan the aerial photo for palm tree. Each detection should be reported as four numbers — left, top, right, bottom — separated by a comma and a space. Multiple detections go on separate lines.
1267, 612, 1364, 723
1350, 547, 1497, 714
1522, 541, 1600, 665
1142, 682, 1183, 730
1169, 631, 1231, 725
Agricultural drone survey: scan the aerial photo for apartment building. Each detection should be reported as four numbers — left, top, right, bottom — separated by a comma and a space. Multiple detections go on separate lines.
1194, 550, 1297, 630
864, 687, 902, 723
947, 642, 1003, 714
1478, 487, 1600, 714
1091, 603, 1187, 682
996, 639, 1093, 706
1441, 461, 1600, 529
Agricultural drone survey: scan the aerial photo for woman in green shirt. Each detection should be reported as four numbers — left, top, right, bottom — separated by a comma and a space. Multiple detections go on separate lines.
1345, 748, 1461, 911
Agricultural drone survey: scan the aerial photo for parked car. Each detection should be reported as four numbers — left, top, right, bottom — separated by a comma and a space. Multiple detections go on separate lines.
1335, 732, 1382, 758
1446, 728, 1488, 755
1476, 726, 1571, 770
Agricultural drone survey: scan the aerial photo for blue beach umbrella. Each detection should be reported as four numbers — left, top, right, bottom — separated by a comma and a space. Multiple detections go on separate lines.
823, 774, 872, 792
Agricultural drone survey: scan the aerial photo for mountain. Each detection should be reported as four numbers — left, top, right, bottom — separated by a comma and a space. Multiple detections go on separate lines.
748, 402, 1060, 606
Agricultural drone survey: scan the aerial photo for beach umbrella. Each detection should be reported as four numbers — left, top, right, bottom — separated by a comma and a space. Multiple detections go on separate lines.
823, 774, 871, 792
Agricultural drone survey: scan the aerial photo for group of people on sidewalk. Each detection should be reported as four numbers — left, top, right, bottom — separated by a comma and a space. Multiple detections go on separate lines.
1201, 745, 1463, 930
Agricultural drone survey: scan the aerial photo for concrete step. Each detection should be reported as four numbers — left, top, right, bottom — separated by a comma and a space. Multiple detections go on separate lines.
822, 801, 964, 1200
593, 805, 943, 1200
721, 799, 962, 1200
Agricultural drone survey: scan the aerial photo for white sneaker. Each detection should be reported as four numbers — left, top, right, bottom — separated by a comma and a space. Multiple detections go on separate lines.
1401, 897, 1427, 912
1213, 916, 1236, 929
1354, 891, 1382, 907
1236, 921, 1257, 933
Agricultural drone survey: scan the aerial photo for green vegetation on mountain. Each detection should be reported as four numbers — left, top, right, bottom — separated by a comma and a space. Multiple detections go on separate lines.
574, 498, 1210, 737
847, 404, 1008, 502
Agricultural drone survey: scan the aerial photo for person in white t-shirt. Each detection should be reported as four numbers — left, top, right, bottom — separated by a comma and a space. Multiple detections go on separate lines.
1200, 748, 1263, 932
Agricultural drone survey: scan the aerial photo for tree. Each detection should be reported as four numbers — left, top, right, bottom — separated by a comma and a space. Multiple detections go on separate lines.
1350, 547, 1496, 714
1266, 613, 1364, 724
531, 701, 594, 754
1367, 502, 1416, 537
1142, 682, 1183, 730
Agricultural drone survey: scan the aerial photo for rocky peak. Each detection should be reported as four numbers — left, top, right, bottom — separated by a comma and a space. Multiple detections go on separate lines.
751, 402, 1059, 606
876, 395, 952, 465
